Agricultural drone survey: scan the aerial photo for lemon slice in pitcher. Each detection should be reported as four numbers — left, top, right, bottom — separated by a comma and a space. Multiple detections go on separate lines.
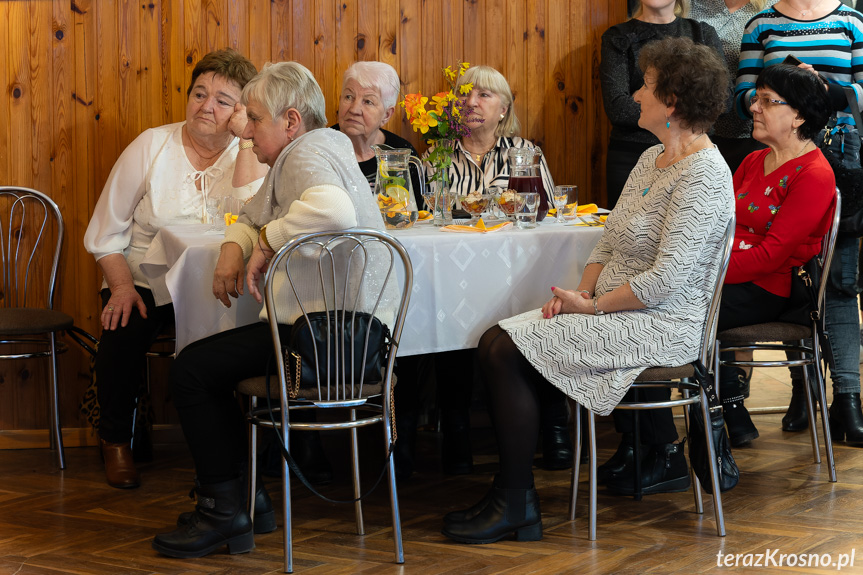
385, 184, 409, 205
379, 161, 390, 179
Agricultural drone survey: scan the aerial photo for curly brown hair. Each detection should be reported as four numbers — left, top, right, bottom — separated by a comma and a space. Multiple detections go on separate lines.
187, 48, 258, 96
638, 37, 729, 133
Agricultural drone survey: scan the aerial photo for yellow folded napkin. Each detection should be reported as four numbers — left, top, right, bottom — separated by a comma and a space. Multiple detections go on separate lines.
417, 210, 433, 221
224, 213, 239, 226
548, 203, 599, 216
441, 217, 512, 233
571, 214, 607, 227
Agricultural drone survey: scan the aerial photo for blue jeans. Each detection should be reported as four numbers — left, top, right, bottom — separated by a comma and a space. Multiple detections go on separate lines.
825, 236, 861, 394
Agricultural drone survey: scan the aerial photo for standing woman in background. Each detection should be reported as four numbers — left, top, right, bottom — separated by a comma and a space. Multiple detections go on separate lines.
734, 0, 863, 444
690, 0, 778, 174
600, 0, 724, 209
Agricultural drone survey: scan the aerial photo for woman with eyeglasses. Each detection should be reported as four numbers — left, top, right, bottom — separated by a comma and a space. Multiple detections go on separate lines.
734, 0, 863, 446
718, 64, 835, 446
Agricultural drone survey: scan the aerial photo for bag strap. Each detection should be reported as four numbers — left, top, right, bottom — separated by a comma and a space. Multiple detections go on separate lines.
263, 356, 395, 505
692, 360, 721, 412
797, 260, 838, 372
841, 85, 863, 166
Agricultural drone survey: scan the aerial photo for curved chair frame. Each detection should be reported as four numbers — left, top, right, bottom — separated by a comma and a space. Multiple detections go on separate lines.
570, 215, 736, 540
0, 187, 69, 469
716, 189, 841, 483
240, 228, 412, 573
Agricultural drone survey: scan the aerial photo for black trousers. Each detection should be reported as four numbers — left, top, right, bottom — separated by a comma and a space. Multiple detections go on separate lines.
606, 139, 653, 210
171, 321, 290, 485
95, 287, 174, 443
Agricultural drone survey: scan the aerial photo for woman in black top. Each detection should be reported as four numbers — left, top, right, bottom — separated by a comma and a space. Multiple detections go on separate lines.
600, 0, 724, 208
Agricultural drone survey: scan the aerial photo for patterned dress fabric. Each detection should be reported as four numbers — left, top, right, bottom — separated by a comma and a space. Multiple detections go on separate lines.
499, 145, 734, 415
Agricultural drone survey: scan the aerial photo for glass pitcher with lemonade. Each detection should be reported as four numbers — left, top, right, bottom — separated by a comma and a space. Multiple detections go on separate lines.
372, 146, 424, 230
507, 148, 549, 221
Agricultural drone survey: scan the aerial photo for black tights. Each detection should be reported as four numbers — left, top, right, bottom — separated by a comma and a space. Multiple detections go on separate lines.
477, 325, 568, 489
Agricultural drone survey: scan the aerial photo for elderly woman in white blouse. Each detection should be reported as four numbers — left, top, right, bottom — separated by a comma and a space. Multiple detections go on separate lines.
83, 48, 267, 490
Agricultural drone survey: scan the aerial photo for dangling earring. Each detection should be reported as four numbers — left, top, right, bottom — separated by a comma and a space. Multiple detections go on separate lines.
666, 115, 671, 129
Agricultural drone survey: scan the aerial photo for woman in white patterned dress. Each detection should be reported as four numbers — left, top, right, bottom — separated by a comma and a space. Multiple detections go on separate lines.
442, 37, 735, 545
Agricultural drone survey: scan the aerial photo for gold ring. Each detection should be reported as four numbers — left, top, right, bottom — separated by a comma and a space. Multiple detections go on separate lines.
107, 306, 114, 311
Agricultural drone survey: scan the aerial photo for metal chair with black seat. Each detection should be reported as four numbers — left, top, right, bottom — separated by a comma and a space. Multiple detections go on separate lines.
568, 215, 736, 540
716, 189, 841, 483
0, 187, 72, 469
236, 228, 412, 574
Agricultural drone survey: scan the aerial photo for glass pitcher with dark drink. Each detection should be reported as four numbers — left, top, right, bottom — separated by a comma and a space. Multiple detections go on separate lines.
507, 148, 549, 221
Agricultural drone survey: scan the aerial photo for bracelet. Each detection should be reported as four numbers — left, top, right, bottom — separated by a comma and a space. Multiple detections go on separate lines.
578, 290, 591, 296
239, 140, 254, 150
593, 297, 606, 316
258, 226, 273, 261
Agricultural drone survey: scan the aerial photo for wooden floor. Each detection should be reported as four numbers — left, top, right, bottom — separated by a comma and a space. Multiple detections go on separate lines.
4, 359, 863, 575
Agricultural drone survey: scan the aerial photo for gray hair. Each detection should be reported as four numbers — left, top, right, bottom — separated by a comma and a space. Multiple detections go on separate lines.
456, 65, 521, 138
241, 62, 327, 129
342, 61, 401, 110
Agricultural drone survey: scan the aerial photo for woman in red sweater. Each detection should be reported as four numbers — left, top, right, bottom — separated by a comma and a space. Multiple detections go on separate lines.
718, 64, 835, 446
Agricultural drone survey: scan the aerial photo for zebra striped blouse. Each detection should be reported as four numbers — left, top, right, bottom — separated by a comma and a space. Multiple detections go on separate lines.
421, 136, 556, 204
735, 5, 863, 125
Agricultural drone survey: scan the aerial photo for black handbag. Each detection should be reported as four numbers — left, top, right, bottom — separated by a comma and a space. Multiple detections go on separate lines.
283, 310, 389, 398
819, 84, 863, 238
687, 361, 739, 494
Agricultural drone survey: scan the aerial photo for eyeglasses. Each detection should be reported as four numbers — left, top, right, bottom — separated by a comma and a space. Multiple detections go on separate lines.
749, 94, 789, 109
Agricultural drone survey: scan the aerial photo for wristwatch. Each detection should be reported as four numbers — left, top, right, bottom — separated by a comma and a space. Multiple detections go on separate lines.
593, 297, 606, 316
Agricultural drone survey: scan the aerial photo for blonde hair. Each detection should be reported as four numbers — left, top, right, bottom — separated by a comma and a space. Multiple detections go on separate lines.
455, 65, 520, 137
242, 62, 327, 129
750, 0, 769, 10
631, 0, 689, 19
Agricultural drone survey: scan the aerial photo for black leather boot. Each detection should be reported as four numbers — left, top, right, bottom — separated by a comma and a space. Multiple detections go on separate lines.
177, 483, 276, 534
720, 366, 758, 447
443, 475, 499, 524
597, 433, 636, 484
782, 379, 809, 432
441, 485, 542, 544
606, 442, 690, 496
152, 478, 254, 558
830, 393, 863, 446
540, 398, 573, 470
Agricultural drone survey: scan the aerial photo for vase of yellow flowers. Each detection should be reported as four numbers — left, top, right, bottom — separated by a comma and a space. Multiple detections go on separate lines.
401, 62, 478, 226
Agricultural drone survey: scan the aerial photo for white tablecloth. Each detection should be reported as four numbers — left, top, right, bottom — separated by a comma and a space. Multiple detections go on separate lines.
138, 220, 604, 356
396, 220, 603, 355
139, 224, 264, 353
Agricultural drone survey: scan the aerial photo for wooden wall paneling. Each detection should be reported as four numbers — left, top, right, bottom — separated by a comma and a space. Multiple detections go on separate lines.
8, 1, 34, 188
226, 0, 248, 55
440, 0, 464, 73
462, 0, 482, 67
505, 0, 526, 150
314, 0, 337, 123
246, 0, 270, 68
204, 0, 228, 53
31, 1, 54, 195
141, 2, 166, 131
355, 0, 377, 63
118, 0, 142, 152
0, 2, 9, 179
335, 0, 357, 98
292, 0, 315, 70
397, 0, 421, 152
545, 0, 568, 188
95, 1, 120, 192
524, 0, 546, 151
184, 0, 204, 88
378, 0, 406, 146
165, 0, 187, 125
271, 0, 291, 64
483, 0, 506, 73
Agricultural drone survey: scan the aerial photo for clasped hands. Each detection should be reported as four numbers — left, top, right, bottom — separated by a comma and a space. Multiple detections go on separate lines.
541, 287, 595, 319
212, 240, 274, 307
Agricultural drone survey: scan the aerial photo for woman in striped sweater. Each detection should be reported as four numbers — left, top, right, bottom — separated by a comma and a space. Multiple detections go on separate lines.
734, 0, 863, 445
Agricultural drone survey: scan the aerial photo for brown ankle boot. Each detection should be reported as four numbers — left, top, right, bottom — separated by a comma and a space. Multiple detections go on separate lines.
100, 439, 140, 489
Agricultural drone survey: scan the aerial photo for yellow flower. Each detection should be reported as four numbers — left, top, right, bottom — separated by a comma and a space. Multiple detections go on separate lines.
431, 92, 449, 114
412, 109, 438, 134
458, 82, 473, 95
460, 62, 470, 75
444, 66, 456, 82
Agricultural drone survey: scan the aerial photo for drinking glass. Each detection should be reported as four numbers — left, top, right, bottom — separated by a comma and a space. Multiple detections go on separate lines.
457, 191, 492, 224
516, 192, 539, 229
556, 185, 579, 222
205, 197, 224, 231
